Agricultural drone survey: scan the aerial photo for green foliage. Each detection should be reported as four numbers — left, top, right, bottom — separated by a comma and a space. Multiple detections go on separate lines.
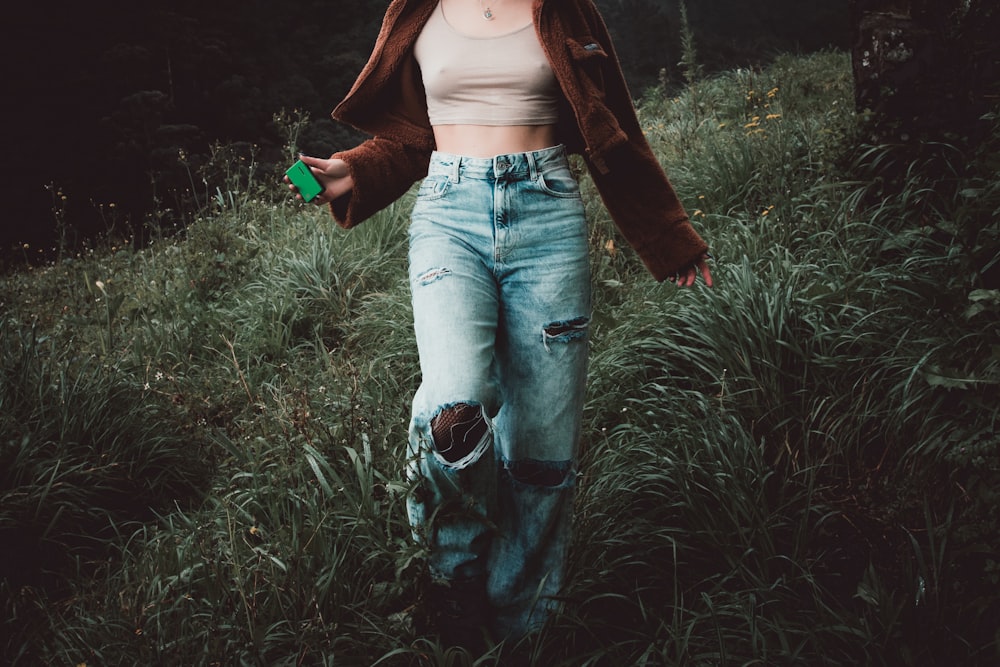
677, 1, 703, 84
2, 51, 999, 665
0, 322, 213, 664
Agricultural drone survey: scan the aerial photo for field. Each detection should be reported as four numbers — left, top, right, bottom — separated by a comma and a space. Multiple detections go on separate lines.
2, 51, 998, 665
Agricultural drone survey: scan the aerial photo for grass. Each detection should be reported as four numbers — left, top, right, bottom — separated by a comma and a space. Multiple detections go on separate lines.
2, 50, 999, 665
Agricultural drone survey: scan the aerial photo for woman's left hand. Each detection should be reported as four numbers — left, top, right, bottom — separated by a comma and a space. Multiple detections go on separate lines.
671, 253, 713, 288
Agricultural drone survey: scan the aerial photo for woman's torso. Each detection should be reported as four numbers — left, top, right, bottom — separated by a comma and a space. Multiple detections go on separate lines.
419, 0, 557, 157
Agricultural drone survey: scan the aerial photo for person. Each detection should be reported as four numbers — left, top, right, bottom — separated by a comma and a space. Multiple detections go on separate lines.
286, 0, 713, 650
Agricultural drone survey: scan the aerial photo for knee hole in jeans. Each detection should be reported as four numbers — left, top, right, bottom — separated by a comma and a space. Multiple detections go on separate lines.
431, 403, 488, 464
507, 460, 571, 487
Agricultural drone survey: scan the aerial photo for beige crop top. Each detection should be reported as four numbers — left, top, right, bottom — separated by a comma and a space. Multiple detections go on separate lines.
413, 2, 560, 126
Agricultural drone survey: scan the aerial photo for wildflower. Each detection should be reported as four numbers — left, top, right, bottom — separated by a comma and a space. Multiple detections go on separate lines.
693, 209, 704, 217
766, 113, 782, 120
767, 87, 779, 98
761, 205, 775, 216
95, 280, 106, 291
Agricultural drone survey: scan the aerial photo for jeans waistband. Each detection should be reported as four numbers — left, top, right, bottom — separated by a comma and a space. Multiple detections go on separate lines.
427, 144, 568, 182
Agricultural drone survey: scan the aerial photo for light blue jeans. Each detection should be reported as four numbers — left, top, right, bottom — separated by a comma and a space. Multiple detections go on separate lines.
405, 145, 591, 639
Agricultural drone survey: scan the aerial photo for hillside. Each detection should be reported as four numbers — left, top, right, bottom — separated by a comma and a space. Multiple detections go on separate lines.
2, 51, 998, 666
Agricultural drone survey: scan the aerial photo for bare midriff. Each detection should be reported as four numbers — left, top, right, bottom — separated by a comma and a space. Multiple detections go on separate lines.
432, 124, 558, 158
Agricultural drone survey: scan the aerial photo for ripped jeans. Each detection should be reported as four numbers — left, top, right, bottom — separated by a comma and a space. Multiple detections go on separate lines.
406, 145, 591, 639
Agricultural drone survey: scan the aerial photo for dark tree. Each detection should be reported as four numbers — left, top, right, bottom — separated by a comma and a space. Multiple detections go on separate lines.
850, 0, 1000, 142
850, 0, 1000, 289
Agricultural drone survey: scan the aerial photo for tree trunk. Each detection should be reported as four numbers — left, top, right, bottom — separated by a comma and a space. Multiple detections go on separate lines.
849, 0, 1000, 142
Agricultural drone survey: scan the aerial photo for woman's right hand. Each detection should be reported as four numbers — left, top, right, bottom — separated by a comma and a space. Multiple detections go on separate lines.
285, 154, 353, 205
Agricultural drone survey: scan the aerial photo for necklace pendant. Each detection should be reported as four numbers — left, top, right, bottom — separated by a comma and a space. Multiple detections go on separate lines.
483, 7, 494, 20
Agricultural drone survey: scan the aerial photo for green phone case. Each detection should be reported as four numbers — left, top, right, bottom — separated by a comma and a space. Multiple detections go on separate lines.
285, 160, 323, 202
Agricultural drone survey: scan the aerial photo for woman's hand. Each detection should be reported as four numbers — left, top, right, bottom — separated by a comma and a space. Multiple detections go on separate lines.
670, 253, 713, 288
285, 155, 353, 205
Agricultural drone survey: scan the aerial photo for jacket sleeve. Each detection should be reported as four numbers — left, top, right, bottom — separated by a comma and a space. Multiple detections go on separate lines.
570, 1, 708, 281
327, 136, 431, 229
589, 144, 708, 282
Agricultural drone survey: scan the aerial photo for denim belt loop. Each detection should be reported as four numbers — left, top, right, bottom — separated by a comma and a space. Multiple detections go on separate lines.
526, 151, 539, 181
450, 156, 462, 184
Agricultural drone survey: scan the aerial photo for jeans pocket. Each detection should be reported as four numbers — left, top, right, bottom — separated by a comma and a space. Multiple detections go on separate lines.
416, 174, 453, 201
535, 167, 581, 199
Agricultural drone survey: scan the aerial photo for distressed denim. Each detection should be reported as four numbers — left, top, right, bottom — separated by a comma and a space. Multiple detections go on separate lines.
405, 145, 591, 639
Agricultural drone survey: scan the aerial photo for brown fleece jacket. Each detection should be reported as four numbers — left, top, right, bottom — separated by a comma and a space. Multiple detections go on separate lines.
328, 0, 708, 281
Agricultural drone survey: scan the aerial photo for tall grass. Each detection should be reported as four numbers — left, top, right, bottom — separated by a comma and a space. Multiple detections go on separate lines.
2, 51, 998, 665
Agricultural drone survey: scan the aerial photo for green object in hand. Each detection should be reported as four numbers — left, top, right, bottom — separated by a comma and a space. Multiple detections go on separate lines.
286, 160, 323, 202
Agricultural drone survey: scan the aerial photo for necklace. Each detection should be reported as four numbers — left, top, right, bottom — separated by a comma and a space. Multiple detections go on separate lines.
479, 0, 496, 20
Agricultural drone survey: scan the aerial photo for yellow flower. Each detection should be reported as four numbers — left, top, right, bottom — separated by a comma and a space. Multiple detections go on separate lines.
766, 113, 782, 120
767, 87, 779, 98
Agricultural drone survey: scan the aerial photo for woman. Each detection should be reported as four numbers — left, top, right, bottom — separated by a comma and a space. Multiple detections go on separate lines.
287, 0, 712, 649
